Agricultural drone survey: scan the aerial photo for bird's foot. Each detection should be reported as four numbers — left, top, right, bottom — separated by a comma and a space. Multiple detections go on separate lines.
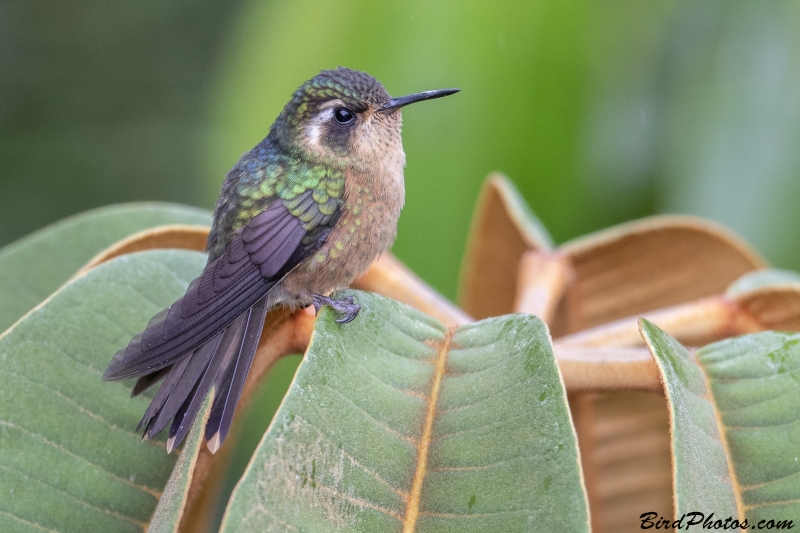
312, 294, 361, 324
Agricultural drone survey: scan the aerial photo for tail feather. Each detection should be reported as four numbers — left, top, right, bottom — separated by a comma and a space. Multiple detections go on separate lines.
164, 302, 252, 452
103, 199, 324, 452
141, 331, 223, 438
205, 295, 269, 452
120, 295, 272, 452
131, 366, 170, 398
167, 297, 266, 451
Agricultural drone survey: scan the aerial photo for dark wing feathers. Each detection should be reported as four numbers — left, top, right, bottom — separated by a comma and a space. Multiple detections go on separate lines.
247, 224, 307, 277
242, 201, 308, 278
104, 196, 340, 452
104, 238, 265, 379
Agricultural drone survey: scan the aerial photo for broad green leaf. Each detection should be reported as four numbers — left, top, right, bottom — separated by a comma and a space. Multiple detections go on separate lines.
0, 249, 206, 533
641, 321, 800, 526
0, 203, 211, 333
639, 320, 738, 519
221, 291, 588, 532
148, 395, 212, 533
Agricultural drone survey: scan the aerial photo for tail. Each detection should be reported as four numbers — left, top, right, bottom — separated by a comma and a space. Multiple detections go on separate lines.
103, 199, 325, 452
128, 295, 268, 453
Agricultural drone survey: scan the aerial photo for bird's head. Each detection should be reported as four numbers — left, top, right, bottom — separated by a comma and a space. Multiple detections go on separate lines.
270, 67, 459, 173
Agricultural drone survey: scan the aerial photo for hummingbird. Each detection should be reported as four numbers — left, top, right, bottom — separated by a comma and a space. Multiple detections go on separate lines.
102, 67, 459, 453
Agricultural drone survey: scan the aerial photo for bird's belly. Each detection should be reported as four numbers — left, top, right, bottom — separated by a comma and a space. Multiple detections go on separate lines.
274, 199, 399, 306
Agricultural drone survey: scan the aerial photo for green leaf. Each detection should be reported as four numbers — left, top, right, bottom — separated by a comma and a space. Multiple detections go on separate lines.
0, 203, 211, 333
147, 394, 212, 533
641, 320, 800, 525
220, 291, 588, 532
639, 319, 738, 519
0, 249, 206, 533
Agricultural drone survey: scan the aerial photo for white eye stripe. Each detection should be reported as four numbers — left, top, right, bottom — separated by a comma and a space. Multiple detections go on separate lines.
306, 123, 323, 146
305, 108, 333, 146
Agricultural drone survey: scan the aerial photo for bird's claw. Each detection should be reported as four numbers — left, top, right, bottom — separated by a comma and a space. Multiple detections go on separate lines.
311, 294, 361, 324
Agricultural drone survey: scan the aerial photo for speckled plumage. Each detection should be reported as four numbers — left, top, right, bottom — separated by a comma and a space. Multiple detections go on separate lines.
103, 67, 457, 453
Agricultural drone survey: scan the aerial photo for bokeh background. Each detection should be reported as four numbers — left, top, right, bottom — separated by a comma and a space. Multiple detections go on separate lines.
5, 0, 800, 301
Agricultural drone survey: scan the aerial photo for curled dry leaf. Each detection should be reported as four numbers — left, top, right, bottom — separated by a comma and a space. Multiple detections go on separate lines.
514, 250, 571, 323
551, 214, 766, 336
458, 174, 778, 533
352, 253, 473, 327
555, 268, 800, 352
726, 269, 800, 331
458, 173, 554, 320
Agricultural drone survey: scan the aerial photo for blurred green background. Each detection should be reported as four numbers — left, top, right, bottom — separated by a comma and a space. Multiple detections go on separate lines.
4, 0, 800, 300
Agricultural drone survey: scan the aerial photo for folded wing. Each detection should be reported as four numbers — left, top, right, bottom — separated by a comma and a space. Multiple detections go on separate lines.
103, 195, 338, 451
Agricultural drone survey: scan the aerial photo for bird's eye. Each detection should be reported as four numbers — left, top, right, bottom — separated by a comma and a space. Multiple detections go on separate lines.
333, 107, 355, 125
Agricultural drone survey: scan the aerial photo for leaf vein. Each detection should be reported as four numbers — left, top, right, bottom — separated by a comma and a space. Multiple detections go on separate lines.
432, 409, 532, 442
312, 482, 403, 521
436, 380, 528, 416
427, 454, 531, 473
319, 384, 416, 445
0, 420, 162, 497
304, 422, 409, 500
0, 509, 60, 533
6, 370, 164, 449
0, 464, 147, 530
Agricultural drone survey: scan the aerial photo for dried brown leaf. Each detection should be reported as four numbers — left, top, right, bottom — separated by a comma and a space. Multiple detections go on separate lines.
550, 215, 766, 336
458, 173, 553, 319
78, 224, 209, 274
571, 392, 672, 533
353, 253, 473, 327
514, 250, 571, 322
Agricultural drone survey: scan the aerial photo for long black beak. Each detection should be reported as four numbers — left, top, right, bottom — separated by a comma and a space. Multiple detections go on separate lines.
379, 88, 460, 113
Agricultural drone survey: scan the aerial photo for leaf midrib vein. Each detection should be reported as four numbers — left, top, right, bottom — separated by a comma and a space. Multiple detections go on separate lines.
402, 329, 453, 533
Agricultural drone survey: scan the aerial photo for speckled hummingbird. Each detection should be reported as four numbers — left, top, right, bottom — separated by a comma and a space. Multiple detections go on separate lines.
102, 68, 459, 453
